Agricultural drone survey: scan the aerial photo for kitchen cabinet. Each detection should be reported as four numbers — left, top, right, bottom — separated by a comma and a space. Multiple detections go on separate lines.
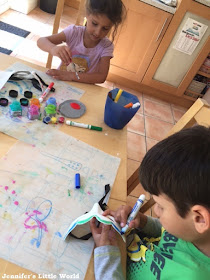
142, 0, 210, 101
108, 0, 173, 83
184, 54, 210, 101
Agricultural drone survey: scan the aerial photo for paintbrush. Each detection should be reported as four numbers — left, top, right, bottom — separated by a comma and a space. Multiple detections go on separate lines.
72, 62, 80, 80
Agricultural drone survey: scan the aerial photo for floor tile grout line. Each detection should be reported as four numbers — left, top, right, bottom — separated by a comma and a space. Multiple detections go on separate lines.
142, 93, 148, 148
170, 103, 176, 125
144, 112, 174, 125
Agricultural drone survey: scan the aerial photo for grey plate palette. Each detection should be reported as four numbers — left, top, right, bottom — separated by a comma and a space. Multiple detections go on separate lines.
59, 99, 86, 118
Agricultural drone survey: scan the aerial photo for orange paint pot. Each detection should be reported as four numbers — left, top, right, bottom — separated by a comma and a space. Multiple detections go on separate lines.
30, 98, 40, 108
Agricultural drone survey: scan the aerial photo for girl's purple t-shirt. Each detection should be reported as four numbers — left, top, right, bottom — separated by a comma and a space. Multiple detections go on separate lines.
63, 25, 114, 73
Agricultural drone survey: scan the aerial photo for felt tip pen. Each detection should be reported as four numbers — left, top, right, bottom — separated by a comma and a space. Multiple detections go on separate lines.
132, 102, 140, 109
114, 89, 123, 103
124, 102, 133, 108
66, 120, 103, 131
121, 194, 145, 234
39, 82, 54, 103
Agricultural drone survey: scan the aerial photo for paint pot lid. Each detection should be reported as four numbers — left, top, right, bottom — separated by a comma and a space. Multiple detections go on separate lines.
20, 98, 29, 106
43, 116, 51, 124
9, 90, 18, 98
0, 97, 9, 107
24, 91, 33, 99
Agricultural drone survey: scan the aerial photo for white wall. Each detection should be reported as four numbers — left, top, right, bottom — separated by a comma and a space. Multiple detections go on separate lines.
0, 0, 38, 15
0, 0, 9, 15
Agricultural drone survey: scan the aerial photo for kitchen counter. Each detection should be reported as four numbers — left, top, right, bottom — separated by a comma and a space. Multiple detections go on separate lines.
139, 0, 176, 14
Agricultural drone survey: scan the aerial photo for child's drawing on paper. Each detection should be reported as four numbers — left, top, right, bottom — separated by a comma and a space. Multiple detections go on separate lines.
0, 138, 120, 277
24, 198, 52, 248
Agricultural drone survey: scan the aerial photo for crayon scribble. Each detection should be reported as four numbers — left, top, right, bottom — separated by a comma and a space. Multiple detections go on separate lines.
24, 198, 52, 248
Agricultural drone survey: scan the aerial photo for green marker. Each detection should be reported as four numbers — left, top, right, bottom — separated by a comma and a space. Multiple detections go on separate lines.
66, 120, 102, 131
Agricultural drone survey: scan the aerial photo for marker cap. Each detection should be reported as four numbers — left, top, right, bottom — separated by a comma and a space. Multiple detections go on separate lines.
75, 173, 80, 189
48, 82, 54, 89
90, 125, 103, 131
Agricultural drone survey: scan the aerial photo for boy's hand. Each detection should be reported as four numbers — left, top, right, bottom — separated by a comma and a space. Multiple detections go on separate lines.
51, 45, 72, 65
103, 206, 146, 230
90, 217, 118, 247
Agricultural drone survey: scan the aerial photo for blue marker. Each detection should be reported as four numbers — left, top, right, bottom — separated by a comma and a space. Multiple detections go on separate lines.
75, 173, 80, 189
121, 194, 145, 234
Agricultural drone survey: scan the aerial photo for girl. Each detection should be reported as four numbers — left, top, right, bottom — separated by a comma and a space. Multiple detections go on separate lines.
37, 0, 125, 84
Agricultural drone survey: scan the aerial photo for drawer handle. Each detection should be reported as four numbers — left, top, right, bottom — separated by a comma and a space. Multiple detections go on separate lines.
156, 18, 168, 42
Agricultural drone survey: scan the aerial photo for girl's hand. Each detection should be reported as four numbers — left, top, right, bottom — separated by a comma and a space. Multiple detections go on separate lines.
90, 217, 118, 247
51, 45, 72, 65
46, 69, 74, 81
103, 206, 146, 230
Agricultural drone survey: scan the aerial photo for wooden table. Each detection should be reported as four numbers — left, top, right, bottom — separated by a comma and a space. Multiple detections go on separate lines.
0, 54, 127, 279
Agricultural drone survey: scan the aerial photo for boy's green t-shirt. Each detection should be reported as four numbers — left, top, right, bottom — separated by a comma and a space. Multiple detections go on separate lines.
127, 229, 210, 280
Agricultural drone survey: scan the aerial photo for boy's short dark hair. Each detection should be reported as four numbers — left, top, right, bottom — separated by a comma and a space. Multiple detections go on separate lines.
139, 125, 210, 217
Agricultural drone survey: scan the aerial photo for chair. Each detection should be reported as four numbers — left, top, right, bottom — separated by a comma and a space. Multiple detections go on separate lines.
127, 98, 210, 213
46, 0, 86, 69
46, 0, 65, 69
75, 0, 86, 26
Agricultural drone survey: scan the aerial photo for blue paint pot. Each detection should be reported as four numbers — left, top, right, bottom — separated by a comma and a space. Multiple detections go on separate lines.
104, 88, 140, 129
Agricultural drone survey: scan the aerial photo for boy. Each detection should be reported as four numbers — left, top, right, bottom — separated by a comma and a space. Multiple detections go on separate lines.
90, 125, 210, 279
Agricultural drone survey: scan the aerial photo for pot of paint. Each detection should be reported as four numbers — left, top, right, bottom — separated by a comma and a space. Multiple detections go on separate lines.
27, 105, 40, 120
46, 97, 57, 107
9, 101, 22, 117
44, 104, 57, 117
30, 98, 40, 108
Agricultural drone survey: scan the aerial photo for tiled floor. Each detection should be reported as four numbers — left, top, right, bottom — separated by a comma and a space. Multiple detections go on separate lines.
0, 6, 188, 214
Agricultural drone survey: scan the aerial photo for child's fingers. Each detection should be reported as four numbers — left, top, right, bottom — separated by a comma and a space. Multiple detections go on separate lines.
129, 213, 141, 229
58, 51, 69, 65
46, 69, 57, 75
103, 206, 132, 227
90, 217, 98, 234
103, 209, 115, 216
100, 224, 112, 245
118, 206, 132, 227
61, 49, 71, 64
129, 220, 136, 229
64, 46, 72, 59
59, 47, 71, 65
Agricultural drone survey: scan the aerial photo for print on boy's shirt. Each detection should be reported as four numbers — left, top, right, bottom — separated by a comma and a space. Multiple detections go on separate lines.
127, 228, 163, 263
127, 229, 179, 280
150, 231, 178, 280
67, 55, 90, 73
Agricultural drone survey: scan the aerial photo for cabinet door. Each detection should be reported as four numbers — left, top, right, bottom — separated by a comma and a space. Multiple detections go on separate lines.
109, 0, 172, 83
142, 1, 210, 97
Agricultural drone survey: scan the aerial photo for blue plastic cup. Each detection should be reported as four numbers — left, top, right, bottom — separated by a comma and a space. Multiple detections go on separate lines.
104, 88, 140, 129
